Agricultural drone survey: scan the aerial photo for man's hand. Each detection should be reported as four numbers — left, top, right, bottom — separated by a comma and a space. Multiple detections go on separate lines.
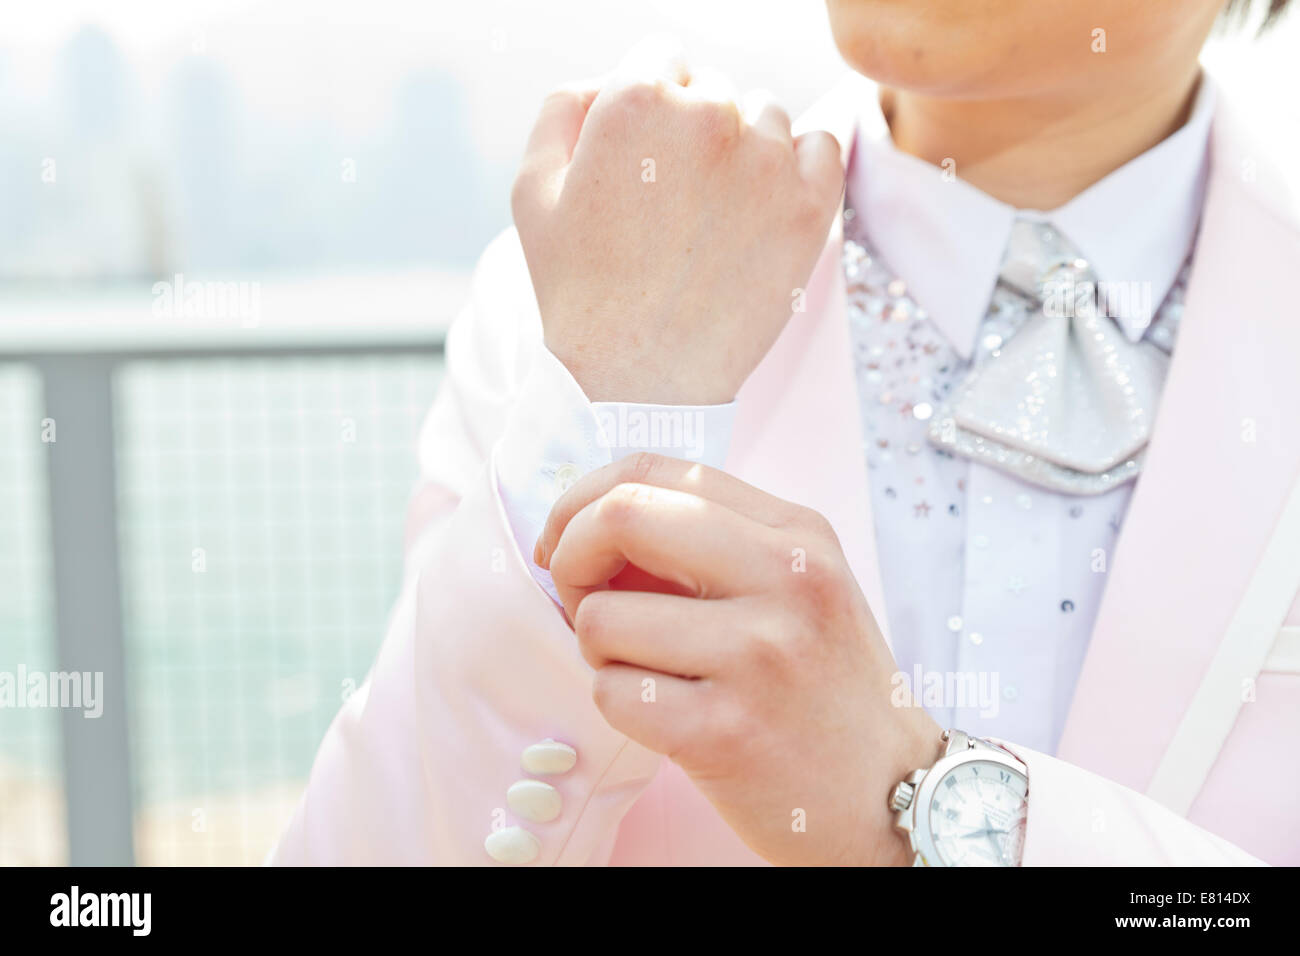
511, 37, 844, 405
535, 453, 943, 866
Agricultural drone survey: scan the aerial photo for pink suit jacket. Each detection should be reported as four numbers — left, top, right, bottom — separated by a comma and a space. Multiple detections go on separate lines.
272, 74, 1300, 866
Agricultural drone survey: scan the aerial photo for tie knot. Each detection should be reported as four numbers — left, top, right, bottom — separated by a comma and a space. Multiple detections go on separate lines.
925, 214, 1179, 494
997, 217, 1097, 309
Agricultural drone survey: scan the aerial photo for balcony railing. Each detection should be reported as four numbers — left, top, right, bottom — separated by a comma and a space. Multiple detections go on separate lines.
0, 272, 461, 864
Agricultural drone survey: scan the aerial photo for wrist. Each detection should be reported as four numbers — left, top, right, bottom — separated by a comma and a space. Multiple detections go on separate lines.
867, 711, 945, 866
544, 337, 736, 406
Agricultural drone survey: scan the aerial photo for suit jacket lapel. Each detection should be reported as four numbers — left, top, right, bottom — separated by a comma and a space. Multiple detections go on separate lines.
1056, 94, 1300, 789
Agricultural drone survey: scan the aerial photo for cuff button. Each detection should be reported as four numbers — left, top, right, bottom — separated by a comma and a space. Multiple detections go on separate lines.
507, 780, 562, 823
485, 826, 541, 865
521, 738, 578, 775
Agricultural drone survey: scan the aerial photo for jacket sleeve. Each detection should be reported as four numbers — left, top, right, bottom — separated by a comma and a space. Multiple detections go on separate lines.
1005, 743, 1265, 866
269, 229, 663, 865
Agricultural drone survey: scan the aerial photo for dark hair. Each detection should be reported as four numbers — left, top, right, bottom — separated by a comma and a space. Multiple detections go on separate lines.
1223, 0, 1293, 31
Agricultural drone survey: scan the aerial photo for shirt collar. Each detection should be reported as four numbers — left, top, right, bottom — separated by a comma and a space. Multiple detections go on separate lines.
847, 76, 1216, 360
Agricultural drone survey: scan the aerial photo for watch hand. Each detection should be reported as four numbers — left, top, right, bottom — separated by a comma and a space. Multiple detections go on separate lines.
980, 810, 1008, 860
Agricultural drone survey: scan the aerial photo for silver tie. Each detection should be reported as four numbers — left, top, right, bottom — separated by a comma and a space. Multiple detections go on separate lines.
927, 218, 1174, 495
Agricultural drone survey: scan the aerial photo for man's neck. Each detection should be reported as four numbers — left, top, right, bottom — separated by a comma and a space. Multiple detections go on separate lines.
881, 66, 1204, 211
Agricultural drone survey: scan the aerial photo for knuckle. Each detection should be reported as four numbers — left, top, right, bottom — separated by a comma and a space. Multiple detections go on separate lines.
747, 622, 793, 674
806, 541, 843, 581
574, 598, 615, 670
691, 101, 741, 150
610, 79, 662, 116
703, 694, 749, 751
794, 505, 838, 542
808, 130, 842, 162
573, 591, 610, 644
595, 482, 647, 529
546, 544, 576, 587
802, 553, 851, 615
785, 534, 843, 596
590, 666, 617, 712
798, 130, 840, 170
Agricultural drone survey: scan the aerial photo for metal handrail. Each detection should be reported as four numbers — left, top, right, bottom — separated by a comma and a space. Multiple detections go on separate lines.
3, 275, 455, 863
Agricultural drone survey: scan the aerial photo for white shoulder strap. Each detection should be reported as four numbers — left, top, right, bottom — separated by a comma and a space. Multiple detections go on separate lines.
1146, 472, 1300, 814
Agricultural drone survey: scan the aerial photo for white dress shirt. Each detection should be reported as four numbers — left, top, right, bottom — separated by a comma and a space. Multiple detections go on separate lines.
495, 75, 1215, 755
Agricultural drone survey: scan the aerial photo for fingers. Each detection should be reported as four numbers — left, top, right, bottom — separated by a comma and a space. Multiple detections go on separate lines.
590, 662, 703, 757
537, 454, 803, 568
574, 589, 739, 676
794, 129, 845, 207
514, 34, 694, 218
740, 88, 793, 146
547, 482, 784, 616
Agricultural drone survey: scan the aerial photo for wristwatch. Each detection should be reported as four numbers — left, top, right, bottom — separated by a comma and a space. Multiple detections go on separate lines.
888, 729, 1029, 867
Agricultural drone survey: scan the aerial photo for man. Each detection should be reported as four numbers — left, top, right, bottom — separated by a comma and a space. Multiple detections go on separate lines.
272, 0, 1300, 865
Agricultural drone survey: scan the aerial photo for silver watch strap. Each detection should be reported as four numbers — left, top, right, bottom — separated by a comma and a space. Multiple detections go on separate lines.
942, 729, 1028, 768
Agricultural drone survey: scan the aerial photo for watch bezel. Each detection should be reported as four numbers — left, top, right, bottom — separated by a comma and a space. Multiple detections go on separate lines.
909, 746, 1028, 867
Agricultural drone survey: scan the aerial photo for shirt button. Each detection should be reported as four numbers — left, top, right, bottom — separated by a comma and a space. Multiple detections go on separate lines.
973, 534, 990, 549
507, 779, 562, 823
1003, 685, 1019, 701
484, 826, 541, 865
554, 463, 580, 495
521, 738, 578, 775
969, 632, 984, 646
947, 616, 963, 632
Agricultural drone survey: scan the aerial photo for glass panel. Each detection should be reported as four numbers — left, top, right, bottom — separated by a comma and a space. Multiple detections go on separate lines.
114, 353, 441, 865
0, 363, 66, 865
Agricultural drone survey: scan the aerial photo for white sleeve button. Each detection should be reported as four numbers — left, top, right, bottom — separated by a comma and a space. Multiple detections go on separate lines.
521, 738, 578, 775
484, 826, 541, 865
554, 463, 581, 497
507, 779, 563, 823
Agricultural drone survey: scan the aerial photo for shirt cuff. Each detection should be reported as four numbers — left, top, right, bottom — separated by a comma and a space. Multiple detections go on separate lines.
495, 342, 736, 604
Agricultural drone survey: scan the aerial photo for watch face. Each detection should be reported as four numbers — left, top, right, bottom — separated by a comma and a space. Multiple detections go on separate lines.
928, 759, 1028, 867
